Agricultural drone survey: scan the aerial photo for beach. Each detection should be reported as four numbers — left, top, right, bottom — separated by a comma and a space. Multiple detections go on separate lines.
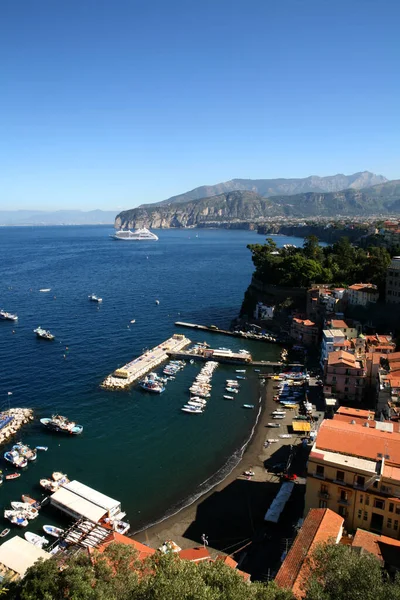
135, 378, 290, 555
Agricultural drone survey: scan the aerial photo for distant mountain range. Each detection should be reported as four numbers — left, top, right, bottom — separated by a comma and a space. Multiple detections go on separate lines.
0, 210, 117, 226
115, 172, 400, 229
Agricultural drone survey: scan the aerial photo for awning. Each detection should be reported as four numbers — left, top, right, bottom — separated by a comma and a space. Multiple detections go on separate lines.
292, 421, 311, 432
51, 487, 107, 522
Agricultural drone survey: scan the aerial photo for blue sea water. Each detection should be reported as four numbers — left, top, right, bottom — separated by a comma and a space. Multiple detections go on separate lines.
0, 226, 304, 534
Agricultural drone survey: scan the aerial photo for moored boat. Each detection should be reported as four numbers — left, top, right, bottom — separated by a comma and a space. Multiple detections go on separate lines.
4, 510, 29, 527
0, 310, 18, 321
10, 502, 39, 519
5, 472, 20, 480
242, 404, 255, 409
34, 326, 55, 340
88, 294, 102, 303
21, 494, 41, 508
4, 450, 28, 468
43, 525, 64, 538
223, 395, 234, 400
0, 528, 10, 537
25, 532, 49, 548
40, 415, 83, 435
12, 442, 37, 461
36, 446, 48, 451
139, 380, 165, 393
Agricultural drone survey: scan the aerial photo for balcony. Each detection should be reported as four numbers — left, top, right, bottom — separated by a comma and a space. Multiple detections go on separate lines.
318, 491, 330, 500
334, 479, 346, 486
338, 497, 351, 506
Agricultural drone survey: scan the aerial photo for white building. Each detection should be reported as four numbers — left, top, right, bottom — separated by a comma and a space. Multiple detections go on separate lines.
347, 283, 379, 306
320, 329, 345, 369
254, 302, 275, 320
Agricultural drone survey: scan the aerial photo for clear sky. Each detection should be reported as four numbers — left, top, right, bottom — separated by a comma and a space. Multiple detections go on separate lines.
1, 0, 399, 211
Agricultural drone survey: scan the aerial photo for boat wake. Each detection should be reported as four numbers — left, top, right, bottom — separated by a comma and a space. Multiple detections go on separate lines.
133, 396, 262, 534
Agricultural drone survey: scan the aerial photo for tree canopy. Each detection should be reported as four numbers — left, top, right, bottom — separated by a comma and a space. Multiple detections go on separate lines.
4, 543, 294, 600
247, 235, 391, 292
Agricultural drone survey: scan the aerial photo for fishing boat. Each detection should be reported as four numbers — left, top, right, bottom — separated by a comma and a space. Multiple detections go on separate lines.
12, 442, 37, 461
40, 478, 59, 492
236, 376, 246, 380
155, 299, 160, 304
4, 450, 28, 468
11, 503, 39, 519
181, 408, 203, 414
139, 380, 165, 393
34, 326, 55, 340
40, 415, 83, 435
24, 532, 49, 548
52, 471, 69, 483
0, 310, 18, 321
43, 525, 64, 538
5, 473, 20, 480
36, 446, 48, 451
242, 404, 254, 409
130, 319, 136, 324
226, 388, 239, 394
223, 395, 234, 400
88, 294, 102, 303
4, 510, 29, 527
0, 529, 10, 538
21, 495, 41, 508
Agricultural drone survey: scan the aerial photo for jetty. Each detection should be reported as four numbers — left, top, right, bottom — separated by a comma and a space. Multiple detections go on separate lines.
101, 334, 191, 390
0, 408, 34, 445
175, 321, 280, 343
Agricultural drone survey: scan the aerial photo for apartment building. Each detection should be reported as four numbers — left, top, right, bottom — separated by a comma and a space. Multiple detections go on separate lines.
323, 350, 366, 402
320, 329, 346, 368
325, 318, 360, 340
290, 317, 319, 346
347, 283, 379, 306
304, 418, 400, 539
386, 257, 400, 304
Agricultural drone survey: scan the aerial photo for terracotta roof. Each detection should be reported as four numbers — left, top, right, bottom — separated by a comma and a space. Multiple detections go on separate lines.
275, 509, 343, 598
97, 532, 156, 561
336, 406, 374, 419
388, 353, 400, 362
178, 547, 211, 563
333, 340, 351, 347
383, 464, 400, 482
293, 318, 316, 327
330, 320, 349, 329
215, 555, 251, 582
315, 419, 400, 465
327, 350, 359, 368
348, 283, 378, 291
352, 529, 400, 562
333, 414, 377, 427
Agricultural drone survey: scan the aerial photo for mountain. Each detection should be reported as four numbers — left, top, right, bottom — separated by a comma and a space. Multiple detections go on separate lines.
115, 180, 400, 229
140, 171, 387, 207
0, 210, 117, 226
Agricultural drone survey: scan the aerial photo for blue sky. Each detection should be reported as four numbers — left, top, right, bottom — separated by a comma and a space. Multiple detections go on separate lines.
1, 0, 399, 210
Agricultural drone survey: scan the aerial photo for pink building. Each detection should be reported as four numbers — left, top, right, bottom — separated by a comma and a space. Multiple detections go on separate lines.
290, 317, 319, 346
323, 350, 366, 403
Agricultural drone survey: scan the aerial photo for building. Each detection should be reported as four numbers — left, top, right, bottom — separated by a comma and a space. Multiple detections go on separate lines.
325, 318, 360, 340
320, 329, 346, 368
304, 418, 400, 539
386, 257, 400, 304
96, 531, 156, 561
275, 508, 344, 598
0, 536, 49, 581
290, 317, 319, 346
323, 350, 366, 403
254, 301, 274, 320
347, 283, 379, 306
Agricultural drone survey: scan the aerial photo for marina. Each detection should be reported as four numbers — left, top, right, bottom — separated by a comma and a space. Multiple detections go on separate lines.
101, 334, 191, 390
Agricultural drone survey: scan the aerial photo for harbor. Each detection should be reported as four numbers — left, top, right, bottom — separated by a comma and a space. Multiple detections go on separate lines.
101, 333, 191, 390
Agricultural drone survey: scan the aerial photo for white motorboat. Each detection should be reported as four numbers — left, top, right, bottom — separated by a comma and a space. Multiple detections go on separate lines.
4, 510, 28, 527
0, 310, 18, 321
25, 532, 49, 548
11, 502, 39, 519
43, 525, 64, 538
88, 294, 102, 303
181, 407, 203, 414
111, 228, 159, 241
223, 395, 234, 400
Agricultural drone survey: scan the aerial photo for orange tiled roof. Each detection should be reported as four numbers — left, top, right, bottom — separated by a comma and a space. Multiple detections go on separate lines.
333, 340, 351, 347
388, 352, 400, 362
275, 509, 343, 598
315, 419, 400, 465
327, 350, 359, 368
336, 406, 374, 419
178, 547, 211, 563
293, 318, 316, 327
352, 529, 400, 561
215, 555, 251, 582
348, 283, 378, 291
333, 414, 377, 427
330, 320, 349, 329
97, 532, 156, 561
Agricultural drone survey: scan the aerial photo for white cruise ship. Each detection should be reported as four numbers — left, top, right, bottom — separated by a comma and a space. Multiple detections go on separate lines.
111, 228, 159, 241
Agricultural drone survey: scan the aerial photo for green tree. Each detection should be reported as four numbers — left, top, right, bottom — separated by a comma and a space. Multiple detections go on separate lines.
303, 543, 400, 600
303, 236, 323, 262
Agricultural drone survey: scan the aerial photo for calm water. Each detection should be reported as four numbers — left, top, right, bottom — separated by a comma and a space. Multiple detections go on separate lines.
0, 226, 303, 535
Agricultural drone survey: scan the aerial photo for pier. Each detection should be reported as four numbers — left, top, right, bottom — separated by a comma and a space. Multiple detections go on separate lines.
101, 334, 191, 390
174, 321, 281, 343
0, 408, 34, 445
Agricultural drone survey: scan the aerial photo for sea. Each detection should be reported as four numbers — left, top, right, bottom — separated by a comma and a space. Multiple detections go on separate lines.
0, 226, 305, 536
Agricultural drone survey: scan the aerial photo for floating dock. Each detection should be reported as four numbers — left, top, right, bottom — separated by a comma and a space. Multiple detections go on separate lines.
101, 334, 191, 390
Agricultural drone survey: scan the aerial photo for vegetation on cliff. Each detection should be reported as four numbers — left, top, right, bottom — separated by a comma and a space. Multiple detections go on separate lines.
247, 236, 391, 291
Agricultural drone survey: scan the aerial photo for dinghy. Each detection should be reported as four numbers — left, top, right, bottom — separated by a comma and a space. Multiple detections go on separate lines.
43, 525, 64, 538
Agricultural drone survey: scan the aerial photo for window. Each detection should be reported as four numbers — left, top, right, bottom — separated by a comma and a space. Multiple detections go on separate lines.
364, 511, 368, 521
374, 499, 385, 510
336, 470, 345, 483
373, 481, 378, 489
345, 377, 349, 384
395, 520, 399, 531
395, 506, 400, 515
358, 509, 362, 519
338, 506, 347, 517
316, 465, 324, 477
321, 484, 328, 494
388, 518, 392, 529
356, 476, 365, 488
340, 490, 349, 502
319, 500, 327, 509
344, 387, 349, 392
366, 495, 370, 506
389, 503, 394, 513
360, 494, 364, 503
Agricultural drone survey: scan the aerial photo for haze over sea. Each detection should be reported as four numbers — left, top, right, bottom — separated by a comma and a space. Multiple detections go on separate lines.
0, 227, 303, 534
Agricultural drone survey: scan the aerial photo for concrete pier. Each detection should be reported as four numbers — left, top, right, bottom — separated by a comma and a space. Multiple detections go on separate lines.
101, 334, 191, 390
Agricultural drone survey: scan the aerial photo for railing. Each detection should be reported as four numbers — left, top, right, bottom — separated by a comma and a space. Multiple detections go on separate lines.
318, 491, 330, 499
338, 498, 351, 506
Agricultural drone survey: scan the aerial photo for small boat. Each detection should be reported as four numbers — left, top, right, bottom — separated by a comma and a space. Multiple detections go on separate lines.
39, 288, 51, 292
4, 510, 29, 527
4, 450, 28, 468
88, 294, 102, 303
36, 446, 48, 451
25, 532, 49, 548
223, 395, 234, 400
130, 319, 136, 324
155, 299, 160, 305
11, 503, 39, 519
52, 471, 68, 482
236, 376, 246, 380
244, 470, 255, 477
242, 404, 254, 409
0, 471, 3, 485
0, 529, 10, 538
236, 370, 246, 373
40, 478, 59, 492
0, 310, 18, 321
226, 388, 239, 394
190, 359, 195, 364
40, 415, 83, 435
12, 442, 37, 461
267, 423, 281, 428
5, 473, 20, 480
139, 380, 165, 394
254, 369, 261, 373
21, 495, 41, 508
34, 326, 55, 340
43, 525, 64, 538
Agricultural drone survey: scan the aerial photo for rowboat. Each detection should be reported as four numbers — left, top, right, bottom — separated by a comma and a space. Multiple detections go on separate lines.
5, 473, 20, 480
43, 525, 64, 538
223, 395, 234, 400
36, 446, 48, 452
0, 529, 10, 538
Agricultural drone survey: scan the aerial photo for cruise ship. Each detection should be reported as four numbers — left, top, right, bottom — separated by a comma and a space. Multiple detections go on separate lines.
111, 228, 159, 241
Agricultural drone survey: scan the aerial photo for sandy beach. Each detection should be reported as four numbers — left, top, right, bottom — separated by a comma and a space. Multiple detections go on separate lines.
135, 377, 294, 556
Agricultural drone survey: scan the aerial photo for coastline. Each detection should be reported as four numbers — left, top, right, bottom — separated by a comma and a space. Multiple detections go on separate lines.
135, 381, 272, 553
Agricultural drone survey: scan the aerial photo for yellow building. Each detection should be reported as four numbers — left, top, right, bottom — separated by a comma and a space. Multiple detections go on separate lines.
304, 416, 400, 539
